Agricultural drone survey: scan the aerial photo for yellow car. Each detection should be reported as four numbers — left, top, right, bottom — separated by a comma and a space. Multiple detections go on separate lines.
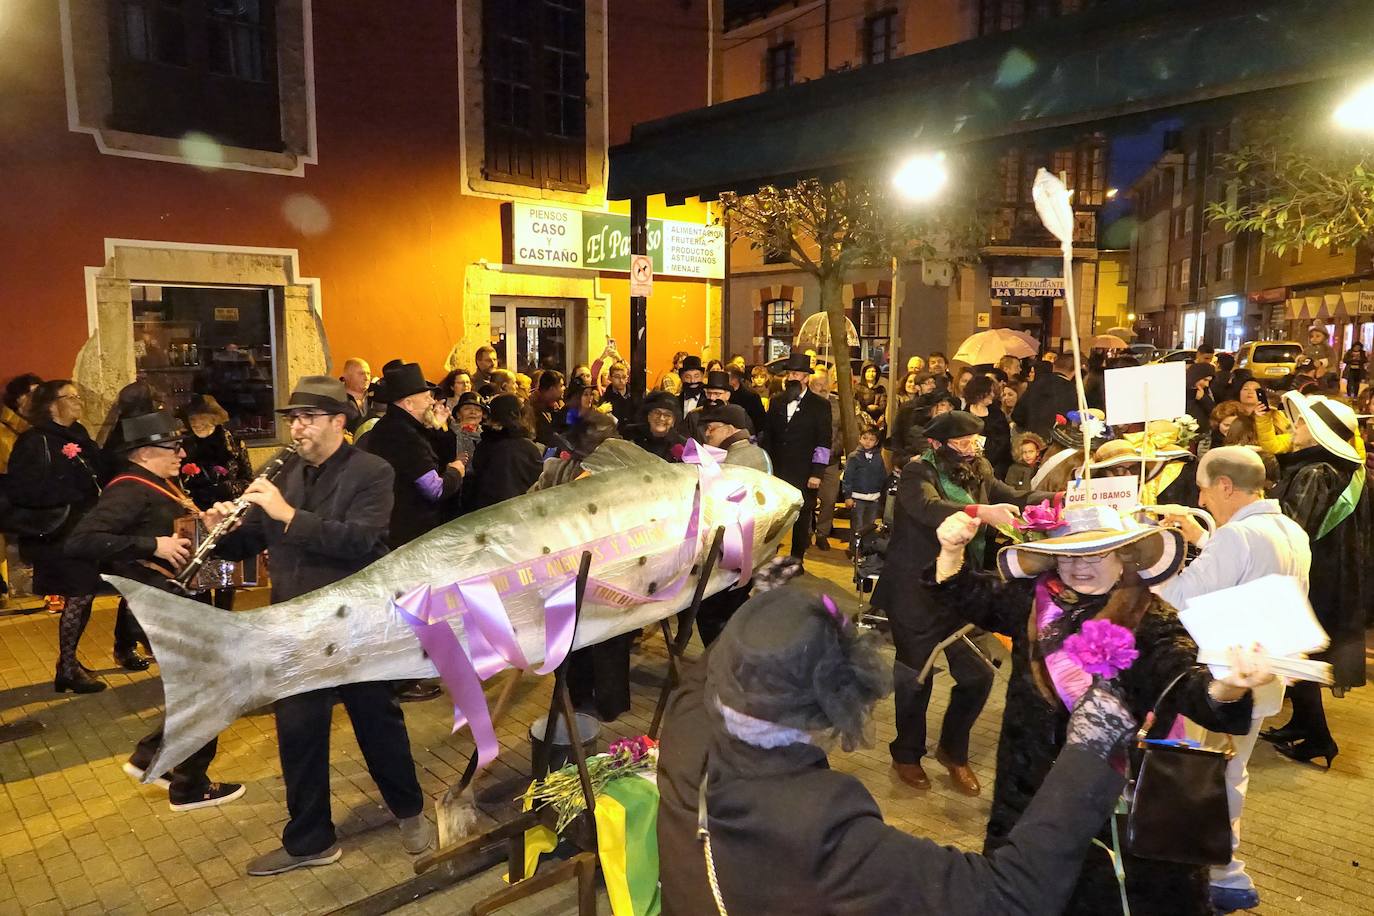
1235, 340, 1304, 381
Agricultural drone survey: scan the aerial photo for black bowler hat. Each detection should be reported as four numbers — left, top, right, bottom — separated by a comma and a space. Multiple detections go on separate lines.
456, 391, 489, 415
382, 362, 437, 401
783, 352, 813, 373
118, 410, 187, 452
680, 355, 705, 373
924, 410, 984, 443
705, 370, 731, 392
275, 376, 351, 414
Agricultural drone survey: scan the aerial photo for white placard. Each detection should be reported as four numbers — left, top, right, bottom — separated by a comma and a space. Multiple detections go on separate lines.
512, 203, 583, 267
1064, 476, 1140, 513
660, 219, 726, 279
1104, 361, 1186, 426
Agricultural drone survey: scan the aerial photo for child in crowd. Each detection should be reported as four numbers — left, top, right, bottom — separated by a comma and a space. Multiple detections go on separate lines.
841, 428, 887, 556
1003, 431, 1046, 489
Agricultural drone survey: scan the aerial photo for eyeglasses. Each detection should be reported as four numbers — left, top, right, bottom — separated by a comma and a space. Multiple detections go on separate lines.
149, 443, 184, 452
286, 411, 334, 426
1058, 553, 1107, 567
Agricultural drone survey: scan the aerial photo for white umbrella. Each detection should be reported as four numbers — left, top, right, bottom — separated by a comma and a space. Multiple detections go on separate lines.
1087, 334, 1130, 350
953, 328, 1038, 365
794, 312, 859, 357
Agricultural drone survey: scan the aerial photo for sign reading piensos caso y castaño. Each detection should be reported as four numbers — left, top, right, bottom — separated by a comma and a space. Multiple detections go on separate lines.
511, 203, 724, 279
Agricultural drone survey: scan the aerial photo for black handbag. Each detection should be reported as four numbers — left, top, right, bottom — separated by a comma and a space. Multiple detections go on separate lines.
1122, 671, 1234, 866
0, 436, 75, 539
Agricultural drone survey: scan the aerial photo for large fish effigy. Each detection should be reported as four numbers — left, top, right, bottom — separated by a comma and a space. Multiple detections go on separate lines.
112, 440, 801, 779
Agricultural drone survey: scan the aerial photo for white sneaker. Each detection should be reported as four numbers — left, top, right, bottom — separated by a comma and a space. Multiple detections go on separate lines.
123, 761, 171, 790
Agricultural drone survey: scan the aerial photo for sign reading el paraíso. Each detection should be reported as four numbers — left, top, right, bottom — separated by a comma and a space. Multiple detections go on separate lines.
510, 203, 725, 279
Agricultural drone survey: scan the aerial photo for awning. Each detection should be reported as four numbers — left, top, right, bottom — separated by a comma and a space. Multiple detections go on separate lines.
610, 0, 1374, 202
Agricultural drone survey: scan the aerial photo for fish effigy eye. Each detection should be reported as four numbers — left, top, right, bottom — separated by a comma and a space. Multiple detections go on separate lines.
336, 606, 348, 618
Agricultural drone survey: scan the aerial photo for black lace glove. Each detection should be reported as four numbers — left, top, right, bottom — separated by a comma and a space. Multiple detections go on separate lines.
1065, 678, 1139, 760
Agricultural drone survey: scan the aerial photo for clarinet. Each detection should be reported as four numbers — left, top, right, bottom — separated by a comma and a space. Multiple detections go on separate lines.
173, 445, 298, 591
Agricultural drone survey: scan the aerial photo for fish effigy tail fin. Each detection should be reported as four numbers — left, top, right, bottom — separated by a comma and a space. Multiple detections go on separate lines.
107, 575, 269, 780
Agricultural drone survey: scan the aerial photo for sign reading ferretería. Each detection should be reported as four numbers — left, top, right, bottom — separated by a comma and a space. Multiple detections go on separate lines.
991, 276, 1066, 298
511, 203, 725, 279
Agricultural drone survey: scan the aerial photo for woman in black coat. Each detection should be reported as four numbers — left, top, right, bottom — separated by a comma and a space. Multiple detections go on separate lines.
926, 510, 1265, 916
657, 572, 1147, 916
461, 394, 543, 512
7, 380, 110, 692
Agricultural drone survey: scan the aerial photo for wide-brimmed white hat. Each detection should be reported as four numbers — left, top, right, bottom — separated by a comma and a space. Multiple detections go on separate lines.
1282, 390, 1361, 464
997, 506, 1186, 587
1087, 439, 1192, 478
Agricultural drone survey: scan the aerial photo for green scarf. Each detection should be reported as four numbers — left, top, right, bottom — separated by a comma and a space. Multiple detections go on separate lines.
1316, 465, 1365, 541
922, 449, 986, 558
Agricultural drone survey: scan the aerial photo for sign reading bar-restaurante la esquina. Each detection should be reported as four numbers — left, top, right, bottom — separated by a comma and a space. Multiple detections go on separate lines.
510, 202, 726, 280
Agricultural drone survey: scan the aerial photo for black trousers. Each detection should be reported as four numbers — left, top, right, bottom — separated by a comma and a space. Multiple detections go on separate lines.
129, 724, 217, 798
888, 611, 993, 765
113, 597, 149, 654
567, 633, 634, 722
275, 682, 424, 856
790, 485, 818, 559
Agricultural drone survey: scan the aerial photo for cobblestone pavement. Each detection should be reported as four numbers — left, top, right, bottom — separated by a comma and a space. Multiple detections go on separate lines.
2, 541, 1371, 915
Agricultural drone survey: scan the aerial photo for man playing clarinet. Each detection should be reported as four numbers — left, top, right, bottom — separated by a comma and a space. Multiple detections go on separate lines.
206, 376, 433, 876
66, 410, 244, 810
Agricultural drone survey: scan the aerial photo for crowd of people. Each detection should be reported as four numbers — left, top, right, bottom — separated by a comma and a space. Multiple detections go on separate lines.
0, 323, 1367, 908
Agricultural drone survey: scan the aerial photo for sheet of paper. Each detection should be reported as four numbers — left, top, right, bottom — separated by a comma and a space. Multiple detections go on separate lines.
1177, 574, 1329, 662
1064, 475, 1140, 513
1104, 361, 1186, 425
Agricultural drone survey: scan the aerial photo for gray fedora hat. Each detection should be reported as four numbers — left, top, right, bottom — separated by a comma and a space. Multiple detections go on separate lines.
275, 376, 350, 414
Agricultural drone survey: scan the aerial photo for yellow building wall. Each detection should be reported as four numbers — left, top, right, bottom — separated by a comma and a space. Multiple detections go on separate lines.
1094, 251, 1132, 333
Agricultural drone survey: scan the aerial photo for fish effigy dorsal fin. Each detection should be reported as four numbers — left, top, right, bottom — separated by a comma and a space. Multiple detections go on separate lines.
581, 438, 666, 475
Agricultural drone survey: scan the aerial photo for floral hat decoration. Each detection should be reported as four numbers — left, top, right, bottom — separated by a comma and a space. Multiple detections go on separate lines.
996, 505, 1185, 587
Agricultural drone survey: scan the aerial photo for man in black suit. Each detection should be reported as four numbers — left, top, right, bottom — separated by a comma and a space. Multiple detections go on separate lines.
1011, 353, 1080, 439
760, 352, 833, 563
207, 377, 432, 876
67, 411, 243, 811
678, 355, 707, 415
362, 362, 465, 549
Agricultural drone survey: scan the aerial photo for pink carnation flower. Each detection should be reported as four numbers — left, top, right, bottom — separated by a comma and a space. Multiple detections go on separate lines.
1063, 619, 1139, 679
212, 465, 229, 476
1014, 498, 1063, 533
61, 442, 81, 459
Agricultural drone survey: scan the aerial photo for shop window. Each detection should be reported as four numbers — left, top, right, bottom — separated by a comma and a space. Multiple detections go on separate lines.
109, 0, 282, 151
863, 10, 897, 65
852, 295, 890, 364
483, 0, 588, 191
764, 298, 796, 361
132, 284, 279, 441
766, 42, 796, 91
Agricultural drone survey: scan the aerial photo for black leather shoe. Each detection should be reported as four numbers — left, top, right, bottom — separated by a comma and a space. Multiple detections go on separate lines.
115, 648, 153, 672
396, 682, 443, 702
54, 670, 107, 694
1258, 723, 1305, 744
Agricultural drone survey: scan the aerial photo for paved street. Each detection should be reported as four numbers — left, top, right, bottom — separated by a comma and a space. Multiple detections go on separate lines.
1, 546, 1371, 915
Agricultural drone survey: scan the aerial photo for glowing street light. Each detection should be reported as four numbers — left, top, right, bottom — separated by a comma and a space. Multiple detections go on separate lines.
1333, 80, 1374, 133
892, 151, 949, 202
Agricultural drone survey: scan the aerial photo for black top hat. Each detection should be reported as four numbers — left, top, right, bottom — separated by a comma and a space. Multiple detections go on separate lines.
782, 352, 813, 373
118, 410, 187, 452
924, 410, 984, 442
382, 363, 436, 402
275, 376, 351, 414
705, 370, 732, 391
679, 355, 705, 373
455, 391, 489, 415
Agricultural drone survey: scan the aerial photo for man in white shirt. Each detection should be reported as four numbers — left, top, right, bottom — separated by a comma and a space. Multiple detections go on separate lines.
1158, 446, 1311, 915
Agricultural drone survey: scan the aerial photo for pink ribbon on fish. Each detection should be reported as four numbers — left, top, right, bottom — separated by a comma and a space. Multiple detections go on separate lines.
681, 439, 755, 587
391, 586, 501, 767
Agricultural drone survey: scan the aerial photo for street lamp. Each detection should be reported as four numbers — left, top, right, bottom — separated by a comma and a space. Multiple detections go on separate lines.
892, 151, 949, 202
1333, 80, 1374, 132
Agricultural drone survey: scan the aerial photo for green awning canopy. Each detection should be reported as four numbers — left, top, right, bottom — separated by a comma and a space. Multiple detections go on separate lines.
609, 0, 1374, 201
